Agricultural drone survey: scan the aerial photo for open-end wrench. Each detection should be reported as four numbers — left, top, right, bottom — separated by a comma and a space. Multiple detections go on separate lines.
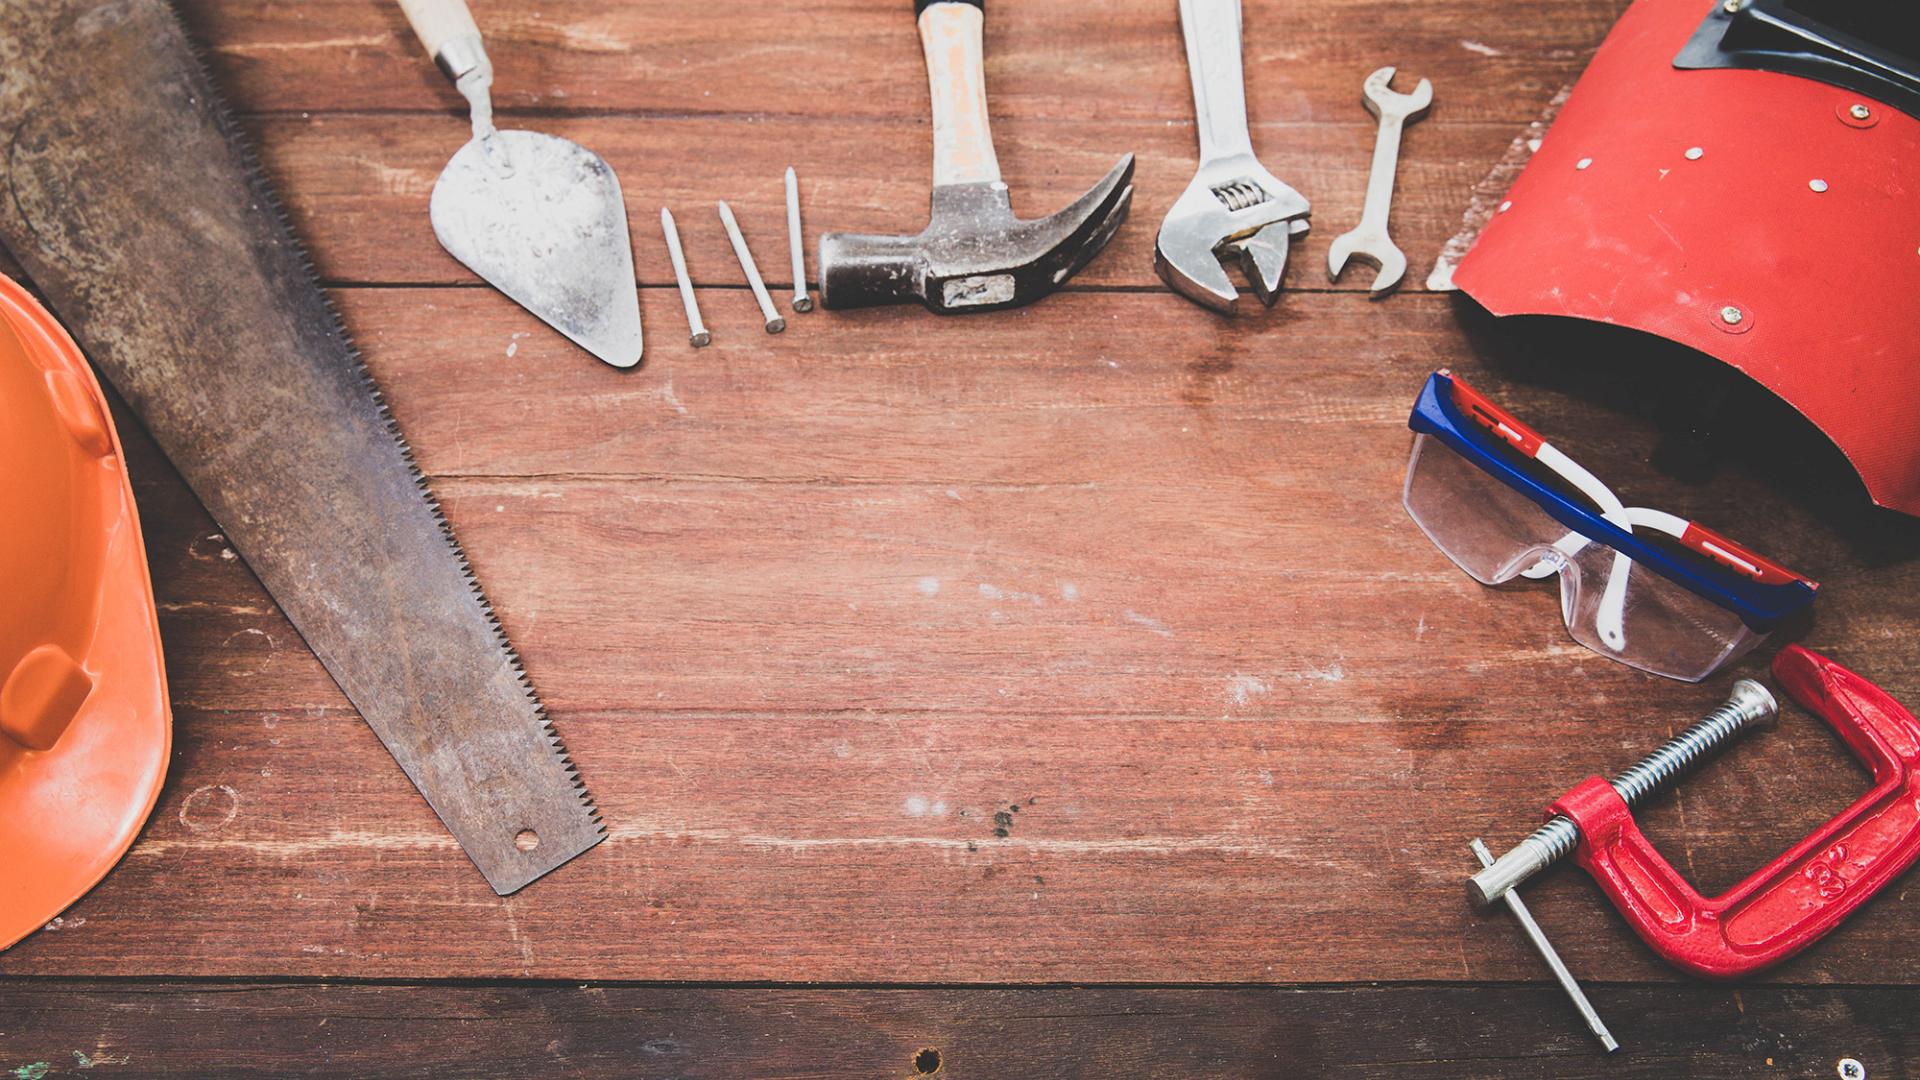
1155, 0, 1311, 314
1327, 66, 1431, 296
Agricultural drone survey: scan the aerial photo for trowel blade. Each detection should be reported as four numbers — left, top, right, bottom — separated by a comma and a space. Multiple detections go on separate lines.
430, 129, 643, 369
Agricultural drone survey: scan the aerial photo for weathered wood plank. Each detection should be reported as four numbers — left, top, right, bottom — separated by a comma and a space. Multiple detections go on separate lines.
178, 0, 1623, 125
3, 291, 1915, 983
1, 981, 1913, 1078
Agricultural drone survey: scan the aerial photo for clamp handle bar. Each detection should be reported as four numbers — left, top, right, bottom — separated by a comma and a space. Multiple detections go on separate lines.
1554, 645, 1920, 979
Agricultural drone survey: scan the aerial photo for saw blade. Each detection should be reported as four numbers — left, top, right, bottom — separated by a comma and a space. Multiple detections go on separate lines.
0, 0, 604, 894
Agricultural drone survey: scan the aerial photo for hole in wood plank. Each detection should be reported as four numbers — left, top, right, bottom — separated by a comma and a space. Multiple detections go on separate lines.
514, 828, 540, 852
913, 1047, 941, 1074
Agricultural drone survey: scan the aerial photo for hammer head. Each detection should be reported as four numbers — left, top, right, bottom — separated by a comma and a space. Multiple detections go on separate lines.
819, 155, 1134, 313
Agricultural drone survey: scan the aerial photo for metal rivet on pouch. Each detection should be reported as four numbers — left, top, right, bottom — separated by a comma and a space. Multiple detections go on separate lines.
1685, 147, 1704, 161
1809, 178, 1829, 192
1575, 157, 1592, 170
1719, 305, 1744, 326
1849, 104, 1872, 121
1498, 200, 1512, 213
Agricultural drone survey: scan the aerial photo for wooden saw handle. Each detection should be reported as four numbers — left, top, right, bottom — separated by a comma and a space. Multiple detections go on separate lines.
916, 0, 1000, 187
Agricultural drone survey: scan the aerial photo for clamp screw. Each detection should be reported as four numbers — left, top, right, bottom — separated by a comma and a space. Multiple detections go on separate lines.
1850, 104, 1872, 121
1469, 680, 1777, 907
1719, 304, 1745, 326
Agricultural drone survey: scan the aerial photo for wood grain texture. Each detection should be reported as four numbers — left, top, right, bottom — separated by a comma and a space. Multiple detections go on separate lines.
1, 981, 1914, 1078
178, 0, 1619, 124
3, 0, 1918, 1069
3, 292, 1916, 983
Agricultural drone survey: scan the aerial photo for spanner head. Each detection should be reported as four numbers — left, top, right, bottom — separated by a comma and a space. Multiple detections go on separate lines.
1327, 67, 1431, 295
1326, 229, 1407, 297
1360, 66, 1433, 122
1154, 155, 1312, 313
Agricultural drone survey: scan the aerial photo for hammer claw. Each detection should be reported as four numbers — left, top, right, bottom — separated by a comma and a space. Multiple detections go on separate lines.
820, 154, 1134, 314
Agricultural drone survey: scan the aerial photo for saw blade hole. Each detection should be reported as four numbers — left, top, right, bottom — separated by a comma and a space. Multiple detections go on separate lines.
514, 828, 541, 852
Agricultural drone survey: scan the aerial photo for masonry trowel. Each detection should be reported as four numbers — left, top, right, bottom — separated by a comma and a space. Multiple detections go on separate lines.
400, 0, 642, 368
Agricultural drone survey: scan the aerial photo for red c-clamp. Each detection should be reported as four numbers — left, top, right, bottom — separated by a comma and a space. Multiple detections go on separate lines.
1554, 645, 1920, 978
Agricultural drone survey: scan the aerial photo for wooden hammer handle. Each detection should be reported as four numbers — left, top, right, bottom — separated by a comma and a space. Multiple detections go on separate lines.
918, 0, 1001, 187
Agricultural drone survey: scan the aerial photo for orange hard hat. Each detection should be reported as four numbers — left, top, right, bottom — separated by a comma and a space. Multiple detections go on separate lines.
0, 272, 170, 951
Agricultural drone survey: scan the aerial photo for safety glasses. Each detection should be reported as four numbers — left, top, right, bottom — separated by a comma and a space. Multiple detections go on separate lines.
1404, 371, 1818, 682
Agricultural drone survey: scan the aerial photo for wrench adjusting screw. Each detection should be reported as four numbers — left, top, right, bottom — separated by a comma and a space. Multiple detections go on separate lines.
1469, 680, 1777, 908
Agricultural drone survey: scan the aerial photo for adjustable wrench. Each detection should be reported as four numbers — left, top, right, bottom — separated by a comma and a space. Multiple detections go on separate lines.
1327, 66, 1431, 296
1155, 0, 1310, 314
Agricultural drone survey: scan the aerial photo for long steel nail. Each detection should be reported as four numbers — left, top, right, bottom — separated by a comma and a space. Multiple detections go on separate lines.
716, 200, 786, 334
660, 207, 710, 347
785, 167, 812, 312
1471, 838, 1618, 1053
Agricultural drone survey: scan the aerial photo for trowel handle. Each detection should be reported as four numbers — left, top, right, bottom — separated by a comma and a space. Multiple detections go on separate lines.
916, 0, 1001, 187
399, 0, 486, 79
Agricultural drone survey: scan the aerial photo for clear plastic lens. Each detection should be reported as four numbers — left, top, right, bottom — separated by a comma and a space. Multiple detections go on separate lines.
1558, 540, 1761, 681
1403, 434, 1570, 584
1404, 434, 1765, 682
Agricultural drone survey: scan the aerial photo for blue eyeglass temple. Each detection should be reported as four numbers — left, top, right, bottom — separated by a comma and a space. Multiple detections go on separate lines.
1407, 372, 1817, 632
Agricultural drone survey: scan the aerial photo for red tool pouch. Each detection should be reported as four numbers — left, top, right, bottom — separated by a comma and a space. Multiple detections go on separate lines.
1549, 646, 1920, 979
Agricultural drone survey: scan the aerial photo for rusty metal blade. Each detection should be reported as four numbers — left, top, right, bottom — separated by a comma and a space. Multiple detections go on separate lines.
0, 0, 604, 894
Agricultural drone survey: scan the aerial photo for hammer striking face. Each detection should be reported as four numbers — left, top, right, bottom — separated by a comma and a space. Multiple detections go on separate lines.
818, 0, 1134, 314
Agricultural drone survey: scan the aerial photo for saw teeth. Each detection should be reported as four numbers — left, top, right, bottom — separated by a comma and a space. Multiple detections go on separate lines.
165, 10, 607, 854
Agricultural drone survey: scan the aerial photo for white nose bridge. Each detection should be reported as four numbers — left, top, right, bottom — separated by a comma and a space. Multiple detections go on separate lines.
1525, 442, 1637, 650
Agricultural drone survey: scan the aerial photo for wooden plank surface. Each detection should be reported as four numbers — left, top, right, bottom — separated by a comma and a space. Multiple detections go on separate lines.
4, 0, 1919, 1068
2, 981, 1916, 1079
5, 291, 1916, 983
178, 0, 1614, 124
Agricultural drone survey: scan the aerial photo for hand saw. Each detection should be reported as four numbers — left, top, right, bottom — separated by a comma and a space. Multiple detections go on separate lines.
0, 0, 604, 894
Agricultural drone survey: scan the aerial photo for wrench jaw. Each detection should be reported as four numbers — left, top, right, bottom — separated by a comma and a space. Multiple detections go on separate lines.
1155, 164, 1311, 314
1362, 66, 1434, 122
1231, 221, 1304, 306
1326, 231, 1408, 298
